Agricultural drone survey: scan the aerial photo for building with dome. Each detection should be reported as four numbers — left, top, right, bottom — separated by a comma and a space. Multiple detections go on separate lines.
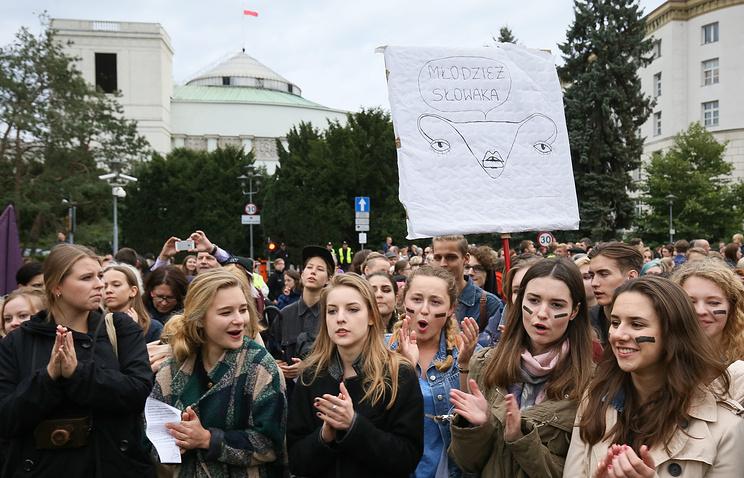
50, 18, 348, 173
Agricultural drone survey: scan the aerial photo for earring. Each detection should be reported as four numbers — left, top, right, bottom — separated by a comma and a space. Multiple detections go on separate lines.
56, 292, 61, 298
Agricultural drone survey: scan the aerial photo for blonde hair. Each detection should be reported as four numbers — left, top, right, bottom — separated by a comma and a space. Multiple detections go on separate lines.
222, 264, 262, 336
672, 259, 744, 363
390, 265, 459, 372
166, 269, 258, 362
103, 263, 151, 335
302, 273, 409, 409
1, 288, 46, 335
43, 244, 100, 322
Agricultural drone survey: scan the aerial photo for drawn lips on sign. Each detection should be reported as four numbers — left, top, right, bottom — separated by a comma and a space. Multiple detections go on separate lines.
417, 113, 558, 179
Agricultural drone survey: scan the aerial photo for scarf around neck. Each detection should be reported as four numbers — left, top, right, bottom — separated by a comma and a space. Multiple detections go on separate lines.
509, 339, 570, 409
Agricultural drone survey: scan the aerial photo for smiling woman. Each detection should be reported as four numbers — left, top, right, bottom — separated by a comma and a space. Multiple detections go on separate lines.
565, 276, 744, 477
0, 244, 154, 477
150, 269, 286, 477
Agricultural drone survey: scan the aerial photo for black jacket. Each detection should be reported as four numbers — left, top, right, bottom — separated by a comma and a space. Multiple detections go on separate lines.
0, 311, 154, 478
287, 357, 423, 478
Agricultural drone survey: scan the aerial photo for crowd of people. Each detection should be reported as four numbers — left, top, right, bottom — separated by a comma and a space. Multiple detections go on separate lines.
1, 229, 744, 477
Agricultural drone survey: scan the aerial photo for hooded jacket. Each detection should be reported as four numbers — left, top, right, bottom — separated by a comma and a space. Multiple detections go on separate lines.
0, 310, 154, 477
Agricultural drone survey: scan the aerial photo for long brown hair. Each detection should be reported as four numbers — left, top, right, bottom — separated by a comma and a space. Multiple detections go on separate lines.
103, 264, 151, 335
672, 259, 744, 363
301, 273, 410, 409
390, 265, 459, 372
482, 258, 594, 401
579, 276, 729, 452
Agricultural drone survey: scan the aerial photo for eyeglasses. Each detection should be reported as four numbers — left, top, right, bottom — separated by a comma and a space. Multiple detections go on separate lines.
464, 264, 485, 273
152, 294, 176, 303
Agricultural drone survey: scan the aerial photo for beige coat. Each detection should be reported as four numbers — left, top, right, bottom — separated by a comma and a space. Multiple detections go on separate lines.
563, 387, 744, 477
448, 348, 578, 478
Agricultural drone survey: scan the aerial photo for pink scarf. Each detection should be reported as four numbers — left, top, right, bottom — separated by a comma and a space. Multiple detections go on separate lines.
515, 339, 570, 407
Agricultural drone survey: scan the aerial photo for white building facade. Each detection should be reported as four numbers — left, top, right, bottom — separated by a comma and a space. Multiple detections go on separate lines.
51, 18, 348, 173
639, 0, 744, 180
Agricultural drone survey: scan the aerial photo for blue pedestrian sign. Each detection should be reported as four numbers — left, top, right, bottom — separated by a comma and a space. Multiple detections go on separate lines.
354, 197, 370, 213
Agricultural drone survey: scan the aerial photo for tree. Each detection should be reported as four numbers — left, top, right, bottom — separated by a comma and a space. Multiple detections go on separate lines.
261, 109, 408, 256
0, 15, 149, 251
120, 147, 261, 256
638, 123, 744, 243
496, 25, 518, 44
559, 0, 654, 239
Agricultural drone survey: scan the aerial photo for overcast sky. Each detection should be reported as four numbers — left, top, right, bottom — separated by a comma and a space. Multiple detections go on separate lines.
1, 0, 664, 112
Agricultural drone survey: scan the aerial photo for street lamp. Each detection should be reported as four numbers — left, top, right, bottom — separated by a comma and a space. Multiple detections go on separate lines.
99, 166, 137, 254
61, 197, 77, 244
666, 194, 677, 243
237, 167, 258, 259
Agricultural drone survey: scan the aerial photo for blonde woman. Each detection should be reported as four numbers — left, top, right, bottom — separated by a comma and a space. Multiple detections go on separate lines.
287, 273, 423, 478
0, 244, 153, 477
390, 265, 479, 478
673, 259, 744, 402
103, 264, 163, 342
150, 269, 285, 477
1, 288, 45, 336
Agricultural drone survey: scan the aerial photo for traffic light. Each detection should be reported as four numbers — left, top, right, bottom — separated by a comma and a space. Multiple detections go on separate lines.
267, 240, 277, 257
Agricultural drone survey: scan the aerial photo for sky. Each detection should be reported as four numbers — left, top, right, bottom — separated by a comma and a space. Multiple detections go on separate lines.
1, 0, 665, 112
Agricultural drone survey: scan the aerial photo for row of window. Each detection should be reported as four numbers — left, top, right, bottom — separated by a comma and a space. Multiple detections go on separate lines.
653, 100, 719, 136
651, 21, 720, 60
652, 57, 719, 99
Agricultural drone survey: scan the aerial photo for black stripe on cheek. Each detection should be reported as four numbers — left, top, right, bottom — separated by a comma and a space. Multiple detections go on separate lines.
405, 307, 416, 315
434, 312, 447, 318
522, 305, 533, 315
635, 336, 656, 344
553, 313, 568, 319
712, 310, 728, 316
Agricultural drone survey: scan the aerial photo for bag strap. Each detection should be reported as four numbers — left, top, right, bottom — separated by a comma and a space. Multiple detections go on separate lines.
104, 312, 118, 360
477, 291, 488, 331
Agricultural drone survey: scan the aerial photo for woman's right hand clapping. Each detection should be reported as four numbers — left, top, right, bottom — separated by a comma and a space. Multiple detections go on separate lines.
398, 315, 419, 366
449, 378, 489, 426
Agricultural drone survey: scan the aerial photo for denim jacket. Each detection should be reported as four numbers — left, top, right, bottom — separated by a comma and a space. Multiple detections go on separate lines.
456, 276, 504, 347
416, 332, 464, 478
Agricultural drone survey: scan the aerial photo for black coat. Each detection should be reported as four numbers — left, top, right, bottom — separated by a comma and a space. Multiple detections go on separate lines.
0, 311, 154, 478
287, 359, 423, 478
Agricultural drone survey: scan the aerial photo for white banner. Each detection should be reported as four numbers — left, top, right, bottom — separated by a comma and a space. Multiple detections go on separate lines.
383, 45, 580, 239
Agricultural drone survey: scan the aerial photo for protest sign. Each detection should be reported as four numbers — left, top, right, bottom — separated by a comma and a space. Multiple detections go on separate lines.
382, 45, 580, 239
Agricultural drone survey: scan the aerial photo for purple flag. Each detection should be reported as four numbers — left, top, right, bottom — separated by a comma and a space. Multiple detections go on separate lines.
1, 205, 24, 295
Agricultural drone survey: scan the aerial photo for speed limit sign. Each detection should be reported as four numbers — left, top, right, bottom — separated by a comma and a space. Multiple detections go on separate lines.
244, 203, 257, 215
537, 232, 555, 246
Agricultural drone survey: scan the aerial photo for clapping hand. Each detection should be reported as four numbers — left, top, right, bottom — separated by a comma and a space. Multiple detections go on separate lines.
398, 315, 419, 366
315, 382, 355, 443
47, 326, 77, 380
456, 317, 479, 370
593, 444, 655, 478
503, 394, 522, 442
166, 406, 211, 451
449, 379, 489, 426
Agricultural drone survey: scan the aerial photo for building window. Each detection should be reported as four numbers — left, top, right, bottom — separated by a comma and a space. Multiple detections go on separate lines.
652, 39, 661, 59
702, 58, 719, 85
653, 112, 662, 136
222, 76, 231, 86
653, 72, 662, 97
702, 22, 719, 44
94, 53, 117, 93
702, 101, 719, 127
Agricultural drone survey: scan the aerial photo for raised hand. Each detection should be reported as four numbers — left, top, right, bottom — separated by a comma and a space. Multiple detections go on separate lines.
457, 317, 479, 369
189, 230, 213, 253
605, 445, 655, 478
147, 340, 172, 373
159, 236, 181, 260
503, 394, 522, 442
46, 331, 64, 380
398, 316, 419, 366
449, 379, 489, 426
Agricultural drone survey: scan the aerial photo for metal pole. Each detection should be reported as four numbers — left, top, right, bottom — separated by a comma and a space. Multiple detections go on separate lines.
668, 201, 673, 244
248, 175, 254, 259
113, 191, 119, 253
67, 206, 74, 244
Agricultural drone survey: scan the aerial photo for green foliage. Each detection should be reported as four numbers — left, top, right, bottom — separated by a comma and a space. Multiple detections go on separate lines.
0, 15, 149, 251
261, 109, 407, 255
638, 123, 744, 242
496, 26, 517, 44
120, 147, 260, 255
559, 0, 654, 239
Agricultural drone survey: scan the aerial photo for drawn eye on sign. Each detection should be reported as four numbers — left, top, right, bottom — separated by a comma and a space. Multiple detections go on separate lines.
417, 113, 558, 179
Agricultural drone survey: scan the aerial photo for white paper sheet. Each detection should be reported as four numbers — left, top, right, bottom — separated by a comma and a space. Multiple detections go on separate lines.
145, 397, 183, 464
382, 44, 580, 238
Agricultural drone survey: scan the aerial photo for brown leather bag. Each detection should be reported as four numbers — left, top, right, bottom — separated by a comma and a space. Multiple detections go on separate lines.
33, 416, 90, 449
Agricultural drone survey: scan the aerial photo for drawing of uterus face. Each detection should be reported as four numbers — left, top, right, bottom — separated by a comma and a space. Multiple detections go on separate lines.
417, 113, 558, 179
